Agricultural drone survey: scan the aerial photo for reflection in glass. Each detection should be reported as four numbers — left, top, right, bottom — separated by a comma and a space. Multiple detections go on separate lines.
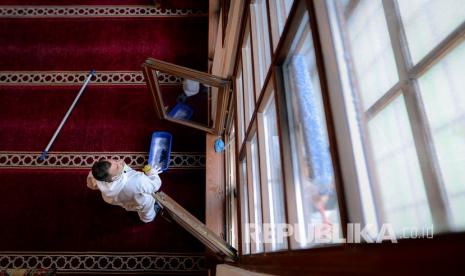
155, 72, 212, 127
397, 0, 465, 64
419, 42, 465, 229
368, 95, 432, 233
283, 13, 341, 248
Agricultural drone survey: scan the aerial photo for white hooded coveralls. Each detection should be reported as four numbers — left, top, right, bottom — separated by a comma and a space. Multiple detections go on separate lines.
87, 164, 162, 223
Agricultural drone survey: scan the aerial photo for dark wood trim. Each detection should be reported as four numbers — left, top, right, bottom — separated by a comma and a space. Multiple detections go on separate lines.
236, 233, 465, 275
256, 73, 273, 113
221, 0, 231, 47
232, 2, 251, 77
264, 0, 274, 58
232, 72, 244, 256
208, 0, 220, 64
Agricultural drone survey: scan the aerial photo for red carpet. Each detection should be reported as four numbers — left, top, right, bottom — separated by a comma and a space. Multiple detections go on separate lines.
0, 169, 205, 252
0, 0, 207, 9
0, 86, 206, 152
0, 1, 209, 274
0, 17, 207, 71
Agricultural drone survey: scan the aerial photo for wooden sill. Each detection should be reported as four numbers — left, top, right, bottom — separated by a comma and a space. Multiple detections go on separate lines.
235, 232, 465, 275
205, 133, 225, 239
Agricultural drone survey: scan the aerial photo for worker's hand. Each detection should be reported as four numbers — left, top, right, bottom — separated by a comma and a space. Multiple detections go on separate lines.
144, 165, 163, 176
153, 165, 163, 175
86, 171, 99, 190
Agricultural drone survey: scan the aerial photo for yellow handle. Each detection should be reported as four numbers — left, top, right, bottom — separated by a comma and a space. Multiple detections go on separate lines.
142, 165, 151, 173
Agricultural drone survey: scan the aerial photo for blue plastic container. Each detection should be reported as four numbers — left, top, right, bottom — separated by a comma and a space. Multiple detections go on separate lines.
147, 131, 172, 172
167, 103, 193, 121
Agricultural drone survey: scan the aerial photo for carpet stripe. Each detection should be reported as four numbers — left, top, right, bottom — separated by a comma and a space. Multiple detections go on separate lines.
0, 252, 206, 273
0, 71, 180, 86
0, 6, 207, 18
0, 152, 205, 169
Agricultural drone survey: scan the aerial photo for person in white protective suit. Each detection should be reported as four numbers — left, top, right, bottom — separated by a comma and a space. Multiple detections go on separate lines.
86, 159, 162, 223
176, 79, 201, 102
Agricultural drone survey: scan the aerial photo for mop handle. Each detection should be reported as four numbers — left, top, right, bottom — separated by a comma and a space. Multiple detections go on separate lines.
39, 70, 96, 161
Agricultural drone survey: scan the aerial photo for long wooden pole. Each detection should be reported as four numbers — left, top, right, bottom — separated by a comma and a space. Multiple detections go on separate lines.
39, 70, 96, 161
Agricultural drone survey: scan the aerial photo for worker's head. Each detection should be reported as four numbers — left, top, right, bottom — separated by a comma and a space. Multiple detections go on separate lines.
91, 159, 124, 182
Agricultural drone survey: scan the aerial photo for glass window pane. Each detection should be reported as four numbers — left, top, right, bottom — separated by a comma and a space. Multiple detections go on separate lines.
269, 0, 293, 50
418, 41, 465, 230
367, 95, 433, 233
338, 0, 399, 110
262, 95, 287, 251
236, 62, 246, 144
242, 29, 255, 126
250, 0, 272, 97
249, 135, 264, 253
397, 0, 465, 64
240, 160, 250, 255
283, 13, 341, 248
326, 0, 379, 230
326, 0, 441, 238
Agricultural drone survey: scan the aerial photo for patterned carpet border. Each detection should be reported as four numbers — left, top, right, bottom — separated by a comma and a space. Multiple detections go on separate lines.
0, 252, 206, 273
0, 71, 180, 86
0, 6, 207, 18
0, 152, 205, 169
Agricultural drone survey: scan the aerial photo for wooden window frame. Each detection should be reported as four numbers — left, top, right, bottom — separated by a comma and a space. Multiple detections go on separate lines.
325, 0, 465, 231
142, 58, 231, 135
239, 159, 251, 255
241, 21, 257, 128
377, 0, 459, 230
256, 81, 289, 252
267, 0, 282, 51
275, 0, 348, 249
223, 0, 465, 273
225, 114, 239, 249
250, 0, 273, 101
245, 130, 265, 254
231, 0, 348, 258
235, 58, 246, 144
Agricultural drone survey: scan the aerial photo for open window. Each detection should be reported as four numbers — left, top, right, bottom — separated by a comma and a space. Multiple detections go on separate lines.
142, 58, 231, 135
155, 192, 238, 261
